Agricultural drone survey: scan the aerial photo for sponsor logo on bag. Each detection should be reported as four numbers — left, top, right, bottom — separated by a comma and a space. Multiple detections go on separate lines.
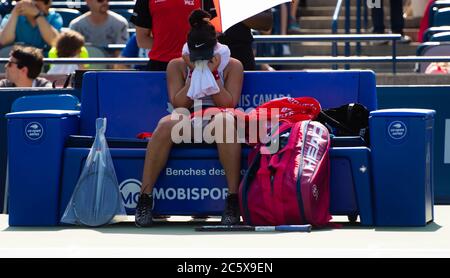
25, 122, 43, 141
388, 121, 407, 140
312, 184, 319, 200
304, 124, 324, 171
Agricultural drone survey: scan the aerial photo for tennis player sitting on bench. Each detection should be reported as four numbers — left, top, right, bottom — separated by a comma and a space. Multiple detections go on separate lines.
135, 9, 244, 227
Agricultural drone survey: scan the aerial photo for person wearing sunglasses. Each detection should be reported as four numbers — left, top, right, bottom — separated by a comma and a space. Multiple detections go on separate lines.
0, 45, 51, 87
69, 0, 129, 55
0, 0, 62, 51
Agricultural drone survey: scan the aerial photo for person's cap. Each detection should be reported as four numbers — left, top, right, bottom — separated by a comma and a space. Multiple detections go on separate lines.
188, 31, 216, 62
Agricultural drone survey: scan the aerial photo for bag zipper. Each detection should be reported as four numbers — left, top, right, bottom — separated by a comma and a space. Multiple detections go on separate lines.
270, 171, 275, 195
296, 121, 309, 223
241, 152, 261, 225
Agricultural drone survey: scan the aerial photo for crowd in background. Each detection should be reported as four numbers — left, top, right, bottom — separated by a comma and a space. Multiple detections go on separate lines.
0, 0, 445, 87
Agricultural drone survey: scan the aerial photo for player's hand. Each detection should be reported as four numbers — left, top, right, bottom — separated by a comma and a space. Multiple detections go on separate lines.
208, 54, 220, 72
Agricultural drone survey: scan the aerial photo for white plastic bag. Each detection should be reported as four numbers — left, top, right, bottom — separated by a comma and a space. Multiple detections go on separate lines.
61, 118, 126, 226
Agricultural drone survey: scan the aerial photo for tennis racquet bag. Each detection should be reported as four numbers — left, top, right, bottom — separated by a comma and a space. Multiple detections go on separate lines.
239, 120, 332, 227
61, 118, 126, 226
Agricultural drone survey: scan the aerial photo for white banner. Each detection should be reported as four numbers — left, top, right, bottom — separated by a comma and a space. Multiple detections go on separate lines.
219, 0, 291, 32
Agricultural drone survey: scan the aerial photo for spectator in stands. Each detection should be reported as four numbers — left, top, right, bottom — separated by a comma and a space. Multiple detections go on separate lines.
47, 30, 88, 74
288, 0, 301, 34
418, 0, 436, 42
425, 62, 450, 74
69, 0, 128, 54
372, 0, 411, 43
131, 0, 271, 71
203, 0, 273, 70
135, 10, 244, 227
0, 45, 51, 87
116, 33, 149, 70
130, 0, 203, 71
0, 0, 62, 51
256, 5, 291, 61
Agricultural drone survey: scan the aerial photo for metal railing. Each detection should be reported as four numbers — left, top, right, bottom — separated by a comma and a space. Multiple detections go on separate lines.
332, 0, 368, 68
106, 34, 402, 71
1, 55, 448, 74
50, 1, 136, 9
332, 0, 344, 62
254, 34, 401, 72
254, 56, 450, 64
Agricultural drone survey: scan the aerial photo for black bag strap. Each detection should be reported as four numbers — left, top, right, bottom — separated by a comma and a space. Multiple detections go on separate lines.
63, 73, 72, 88
317, 110, 355, 134
51, 74, 73, 89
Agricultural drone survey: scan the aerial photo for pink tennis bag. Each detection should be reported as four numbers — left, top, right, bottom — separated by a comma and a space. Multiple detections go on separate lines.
239, 120, 332, 227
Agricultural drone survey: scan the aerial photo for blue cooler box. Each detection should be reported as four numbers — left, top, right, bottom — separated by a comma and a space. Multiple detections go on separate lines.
6, 110, 79, 226
370, 109, 435, 226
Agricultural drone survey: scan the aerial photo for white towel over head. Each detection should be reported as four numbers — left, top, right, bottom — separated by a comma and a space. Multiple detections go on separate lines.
182, 43, 231, 100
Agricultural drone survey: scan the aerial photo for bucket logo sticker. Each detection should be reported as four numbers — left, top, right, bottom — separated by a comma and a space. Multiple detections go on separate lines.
388, 121, 407, 140
119, 179, 142, 209
25, 122, 43, 140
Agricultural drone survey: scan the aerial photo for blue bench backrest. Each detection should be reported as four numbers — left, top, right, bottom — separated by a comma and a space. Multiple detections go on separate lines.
434, 7, 450, 27
53, 8, 81, 28
430, 31, 450, 42
416, 43, 450, 73
80, 71, 377, 138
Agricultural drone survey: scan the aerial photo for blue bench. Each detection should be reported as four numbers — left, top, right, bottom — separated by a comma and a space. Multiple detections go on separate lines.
5, 71, 434, 227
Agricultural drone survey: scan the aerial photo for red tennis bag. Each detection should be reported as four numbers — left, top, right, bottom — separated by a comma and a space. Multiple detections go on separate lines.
239, 119, 332, 227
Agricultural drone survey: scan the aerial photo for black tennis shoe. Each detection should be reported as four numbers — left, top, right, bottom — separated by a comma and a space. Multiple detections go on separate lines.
221, 194, 241, 225
135, 194, 154, 227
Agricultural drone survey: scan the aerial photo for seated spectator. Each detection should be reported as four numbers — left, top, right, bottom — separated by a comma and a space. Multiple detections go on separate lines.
0, 45, 51, 87
425, 62, 450, 74
47, 30, 88, 74
69, 0, 129, 55
0, 0, 62, 51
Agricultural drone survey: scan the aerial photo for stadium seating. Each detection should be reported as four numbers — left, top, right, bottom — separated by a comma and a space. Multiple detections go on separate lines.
84, 45, 109, 69
53, 8, 81, 28
0, 45, 14, 74
433, 7, 450, 27
430, 31, 450, 42
113, 8, 134, 21
416, 42, 450, 72
429, 1, 450, 27
423, 26, 450, 42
